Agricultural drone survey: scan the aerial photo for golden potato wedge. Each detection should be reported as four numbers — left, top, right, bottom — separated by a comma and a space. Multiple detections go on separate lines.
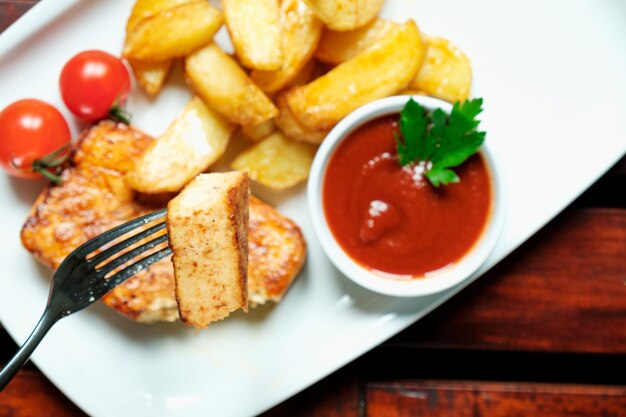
409, 36, 472, 103
285, 20, 423, 131
231, 131, 316, 190
126, 96, 234, 193
285, 58, 318, 89
123, 1, 223, 62
241, 120, 276, 142
398, 88, 429, 96
124, 0, 189, 94
250, 0, 323, 93
223, 0, 282, 70
128, 59, 172, 95
185, 43, 278, 126
303, 0, 384, 31
275, 94, 328, 144
126, 0, 193, 32
315, 18, 397, 64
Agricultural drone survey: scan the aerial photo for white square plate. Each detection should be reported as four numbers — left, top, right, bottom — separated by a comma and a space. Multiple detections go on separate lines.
0, 1, 624, 416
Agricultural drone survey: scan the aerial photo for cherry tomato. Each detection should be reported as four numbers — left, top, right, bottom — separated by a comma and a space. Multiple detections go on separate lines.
0, 99, 71, 182
59, 50, 131, 123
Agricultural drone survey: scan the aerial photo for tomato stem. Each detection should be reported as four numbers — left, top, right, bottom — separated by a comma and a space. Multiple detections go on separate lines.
108, 96, 131, 125
34, 165, 64, 185
29, 144, 70, 185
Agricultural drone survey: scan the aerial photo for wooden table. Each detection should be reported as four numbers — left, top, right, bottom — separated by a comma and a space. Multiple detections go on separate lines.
2, 3, 626, 416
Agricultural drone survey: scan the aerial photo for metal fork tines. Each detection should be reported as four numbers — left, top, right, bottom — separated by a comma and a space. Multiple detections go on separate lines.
0, 209, 171, 391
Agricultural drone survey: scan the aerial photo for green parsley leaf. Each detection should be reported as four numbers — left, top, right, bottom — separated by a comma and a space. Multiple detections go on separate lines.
395, 97, 486, 187
396, 98, 428, 165
425, 167, 459, 187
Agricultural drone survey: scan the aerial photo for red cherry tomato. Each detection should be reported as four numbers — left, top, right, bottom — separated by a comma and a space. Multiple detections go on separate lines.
59, 50, 131, 123
0, 99, 71, 182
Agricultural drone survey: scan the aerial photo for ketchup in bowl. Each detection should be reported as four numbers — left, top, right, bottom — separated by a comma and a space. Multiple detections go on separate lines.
322, 115, 491, 278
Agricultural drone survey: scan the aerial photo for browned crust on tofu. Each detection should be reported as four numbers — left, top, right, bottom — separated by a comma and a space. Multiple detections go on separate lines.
227, 180, 250, 310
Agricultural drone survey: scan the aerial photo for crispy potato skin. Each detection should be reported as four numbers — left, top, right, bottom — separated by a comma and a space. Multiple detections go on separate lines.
123, 0, 184, 94
409, 36, 472, 103
21, 122, 306, 323
315, 18, 397, 64
185, 43, 278, 127
126, 96, 234, 194
285, 20, 423, 131
303, 0, 384, 31
275, 93, 328, 144
250, 0, 323, 93
128, 59, 172, 96
123, 1, 223, 62
231, 132, 317, 190
223, 0, 283, 70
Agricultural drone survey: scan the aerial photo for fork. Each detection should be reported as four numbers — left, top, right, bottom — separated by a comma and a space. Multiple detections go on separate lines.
0, 209, 171, 391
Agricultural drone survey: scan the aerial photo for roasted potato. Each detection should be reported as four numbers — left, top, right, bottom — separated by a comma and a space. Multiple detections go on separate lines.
285, 58, 319, 89
409, 36, 472, 103
315, 18, 397, 64
223, 0, 282, 70
303, 0, 384, 31
126, 96, 234, 193
124, 0, 188, 94
185, 43, 278, 126
250, 0, 323, 93
231, 131, 316, 190
241, 120, 276, 142
123, 1, 223, 62
128, 59, 172, 95
125, 0, 193, 32
285, 20, 423, 131
275, 94, 328, 144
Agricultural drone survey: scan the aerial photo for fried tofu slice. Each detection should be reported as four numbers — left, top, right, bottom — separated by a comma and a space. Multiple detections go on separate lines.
167, 172, 249, 328
247, 196, 306, 304
21, 121, 180, 323
21, 121, 306, 323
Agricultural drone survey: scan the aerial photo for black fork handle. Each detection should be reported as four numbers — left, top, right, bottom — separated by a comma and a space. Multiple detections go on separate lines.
0, 308, 58, 391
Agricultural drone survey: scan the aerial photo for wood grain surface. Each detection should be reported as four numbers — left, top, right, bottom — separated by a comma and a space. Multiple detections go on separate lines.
1, 1, 625, 416
366, 381, 626, 417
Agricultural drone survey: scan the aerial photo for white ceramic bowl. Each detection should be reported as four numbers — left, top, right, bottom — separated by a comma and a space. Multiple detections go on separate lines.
308, 95, 506, 297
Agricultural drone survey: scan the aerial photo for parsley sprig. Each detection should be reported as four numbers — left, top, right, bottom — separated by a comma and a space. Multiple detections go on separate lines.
395, 98, 486, 187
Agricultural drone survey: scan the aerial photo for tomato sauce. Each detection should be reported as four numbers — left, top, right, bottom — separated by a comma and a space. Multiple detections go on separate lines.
323, 116, 491, 278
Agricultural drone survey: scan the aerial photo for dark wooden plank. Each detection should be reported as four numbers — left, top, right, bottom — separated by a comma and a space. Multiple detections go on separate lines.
388, 208, 626, 353
359, 348, 626, 386
365, 380, 626, 417
0, 370, 86, 417
0, 1, 39, 33
262, 366, 360, 417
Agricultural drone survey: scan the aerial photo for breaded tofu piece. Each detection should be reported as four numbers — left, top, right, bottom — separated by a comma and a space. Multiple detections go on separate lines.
21, 121, 306, 323
247, 195, 306, 305
167, 172, 249, 328
21, 121, 180, 323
